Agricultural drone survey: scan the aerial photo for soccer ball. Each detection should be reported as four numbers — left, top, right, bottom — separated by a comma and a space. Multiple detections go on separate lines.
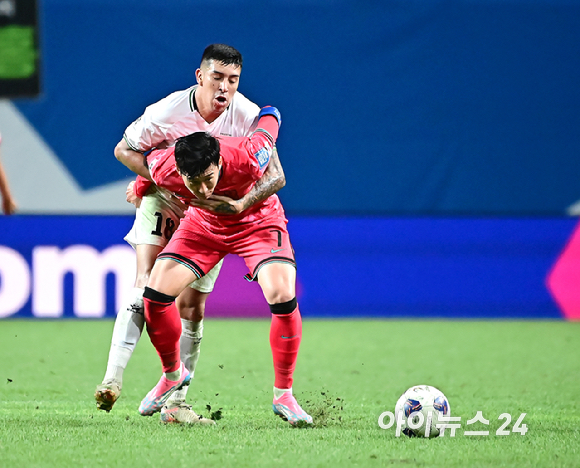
394, 385, 450, 438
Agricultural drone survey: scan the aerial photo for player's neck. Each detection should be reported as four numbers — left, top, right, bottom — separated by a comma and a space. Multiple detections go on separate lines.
199, 107, 221, 124
194, 93, 221, 124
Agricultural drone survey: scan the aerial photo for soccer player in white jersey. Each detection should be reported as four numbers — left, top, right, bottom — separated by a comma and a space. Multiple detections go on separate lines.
95, 44, 285, 424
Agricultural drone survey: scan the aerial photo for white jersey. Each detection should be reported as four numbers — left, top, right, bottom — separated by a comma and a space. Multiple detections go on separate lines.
124, 85, 260, 151
123, 85, 260, 293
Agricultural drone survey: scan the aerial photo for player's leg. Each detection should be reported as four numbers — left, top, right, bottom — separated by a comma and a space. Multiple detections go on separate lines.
257, 262, 312, 425
175, 287, 207, 389
95, 191, 181, 411
237, 222, 311, 424
138, 258, 199, 416
161, 260, 223, 425
258, 262, 300, 391
95, 243, 161, 411
171, 259, 223, 398
140, 224, 223, 417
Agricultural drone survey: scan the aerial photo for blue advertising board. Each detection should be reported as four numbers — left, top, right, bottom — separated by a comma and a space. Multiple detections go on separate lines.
1, 216, 577, 320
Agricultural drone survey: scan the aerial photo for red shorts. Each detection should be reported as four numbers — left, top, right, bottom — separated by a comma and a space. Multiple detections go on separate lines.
157, 215, 296, 281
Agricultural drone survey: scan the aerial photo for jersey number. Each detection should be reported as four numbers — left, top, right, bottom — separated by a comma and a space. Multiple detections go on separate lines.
269, 229, 282, 247
151, 212, 176, 240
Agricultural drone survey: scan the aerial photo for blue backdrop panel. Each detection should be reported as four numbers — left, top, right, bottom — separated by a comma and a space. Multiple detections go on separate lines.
290, 217, 574, 318
12, 0, 580, 214
0, 216, 574, 319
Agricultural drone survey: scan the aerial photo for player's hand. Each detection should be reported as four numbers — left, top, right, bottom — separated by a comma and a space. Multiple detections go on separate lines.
189, 194, 244, 214
126, 181, 141, 208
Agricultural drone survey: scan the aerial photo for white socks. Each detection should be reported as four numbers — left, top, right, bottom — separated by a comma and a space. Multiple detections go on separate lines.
166, 319, 204, 405
274, 387, 292, 400
102, 293, 205, 407
165, 367, 182, 382
103, 287, 145, 383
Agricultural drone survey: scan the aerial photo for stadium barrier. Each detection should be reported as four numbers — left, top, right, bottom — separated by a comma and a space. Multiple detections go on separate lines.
0, 216, 578, 320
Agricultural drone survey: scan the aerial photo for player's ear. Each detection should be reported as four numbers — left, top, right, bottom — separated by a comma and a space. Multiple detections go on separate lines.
196, 68, 203, 85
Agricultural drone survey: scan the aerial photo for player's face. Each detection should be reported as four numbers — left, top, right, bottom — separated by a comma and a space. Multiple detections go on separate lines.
196, 60, 240, 115
181, 160, 222, 200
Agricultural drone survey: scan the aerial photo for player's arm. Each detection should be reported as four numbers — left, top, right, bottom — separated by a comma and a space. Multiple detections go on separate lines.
0, 159, 17, 215
190, 107, 285, 214
114, 138, 153, 181
191, 148, 285, 215
236, 106, 284, 209
239, 145, 285, 208
125, 181, 141, 208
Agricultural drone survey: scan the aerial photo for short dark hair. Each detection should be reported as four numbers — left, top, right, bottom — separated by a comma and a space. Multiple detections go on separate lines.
175, 132, 221, 180
200, 43, 243, 68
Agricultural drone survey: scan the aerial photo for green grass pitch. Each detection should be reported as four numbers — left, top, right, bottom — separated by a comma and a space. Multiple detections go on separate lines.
0, 319, 578, 467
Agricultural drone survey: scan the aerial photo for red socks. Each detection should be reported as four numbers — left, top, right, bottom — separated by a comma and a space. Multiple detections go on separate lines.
269, 307, 302, 389
144, 286, 303, 387
143, 290, 182, 374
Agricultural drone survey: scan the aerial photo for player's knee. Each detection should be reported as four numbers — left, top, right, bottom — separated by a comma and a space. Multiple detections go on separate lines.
134, 271, 152, 288
177, 290, 208, 321
269, 297, 297, 315
178, 303, 205, 321
143, 286, 176, 304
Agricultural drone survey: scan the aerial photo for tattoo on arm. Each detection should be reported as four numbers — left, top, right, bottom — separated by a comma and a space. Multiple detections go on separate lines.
242, 148, 286, 210
213, 203, 238, 215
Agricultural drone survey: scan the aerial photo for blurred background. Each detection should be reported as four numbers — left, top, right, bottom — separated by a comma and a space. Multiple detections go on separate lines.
1, 0, 579, 320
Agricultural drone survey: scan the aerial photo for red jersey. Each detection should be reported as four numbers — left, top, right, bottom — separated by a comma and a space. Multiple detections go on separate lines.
139, 121, 285, 233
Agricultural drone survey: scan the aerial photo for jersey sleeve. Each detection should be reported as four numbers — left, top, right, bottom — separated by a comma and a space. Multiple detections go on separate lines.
248, 112, 280, 173
134, 176, 152, 198
238, 132, 275, 179
253, 113, 280, 143
226, 112, 279, 179
123, 88, 195, 152
146, 147, 176, 187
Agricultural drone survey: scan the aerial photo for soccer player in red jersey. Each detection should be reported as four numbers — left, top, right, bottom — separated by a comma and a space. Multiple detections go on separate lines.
97, 45, 285, 424
137, 107, 312, 425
